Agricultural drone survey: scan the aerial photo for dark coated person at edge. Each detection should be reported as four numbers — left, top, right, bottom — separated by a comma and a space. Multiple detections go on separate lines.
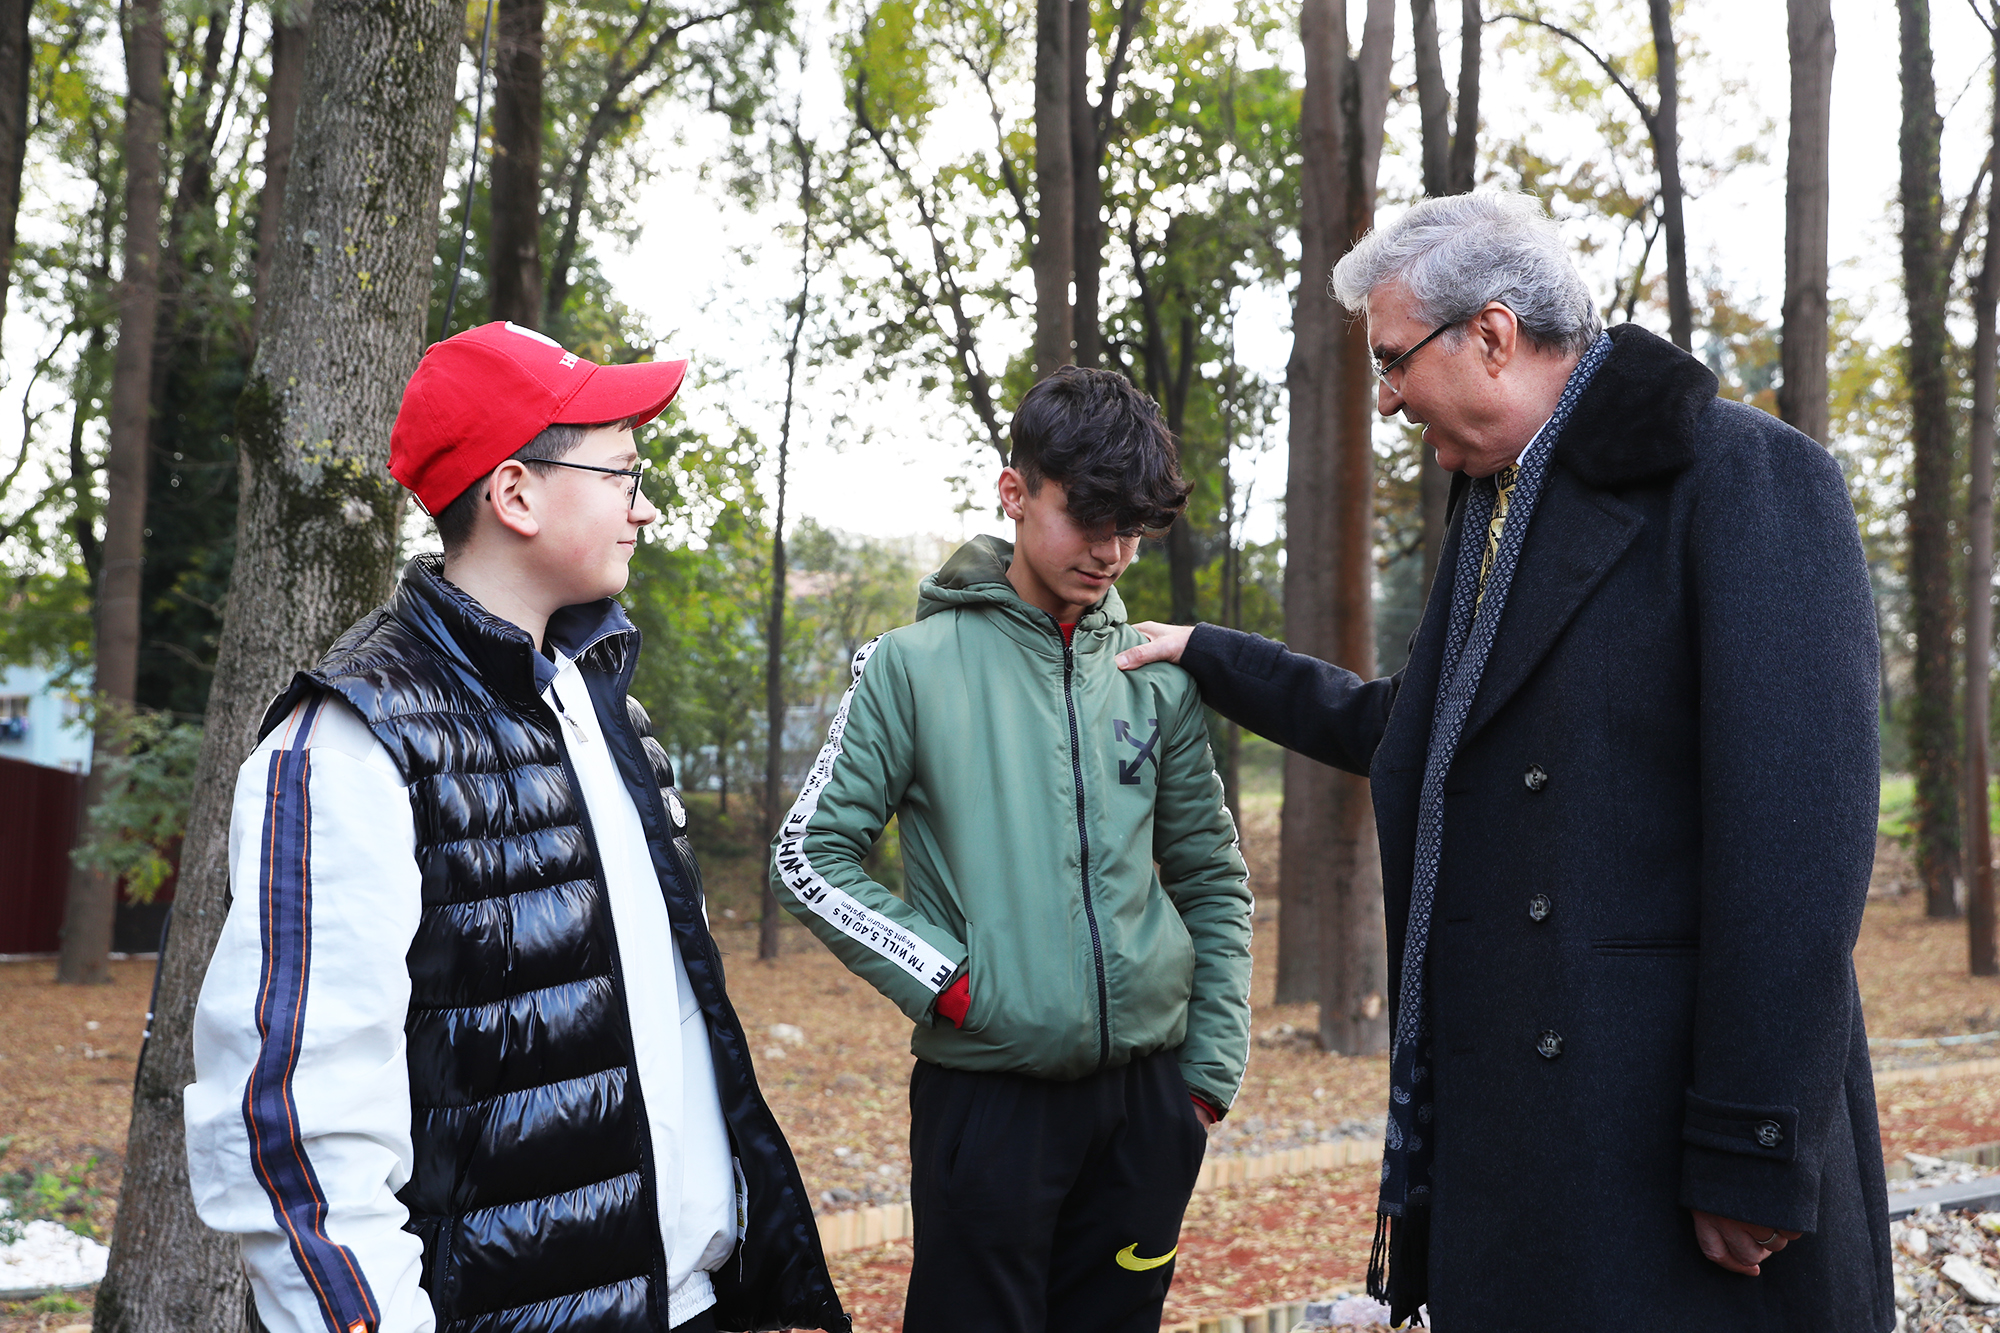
1117, 193, 1893, 1330
183, 321, 847, 1333
771, 367, 1254, 1333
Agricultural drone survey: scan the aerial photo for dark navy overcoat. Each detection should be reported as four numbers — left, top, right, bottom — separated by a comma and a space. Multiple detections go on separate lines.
1181, 324, 1894, 1331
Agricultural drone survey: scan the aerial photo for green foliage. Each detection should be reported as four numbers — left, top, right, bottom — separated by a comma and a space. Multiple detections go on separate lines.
0, 1143, 105, 1242
0, 564, 93, 673
70, 705, 204, 904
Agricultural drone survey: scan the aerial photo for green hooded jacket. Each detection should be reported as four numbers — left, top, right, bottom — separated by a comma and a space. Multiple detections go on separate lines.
771, 535, 1253, 1111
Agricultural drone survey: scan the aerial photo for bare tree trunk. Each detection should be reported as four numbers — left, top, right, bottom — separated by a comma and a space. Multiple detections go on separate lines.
1901, 0, 1963, 919
1280, 0, 1393, 1054
0, 0, 32, 356
762, 130, 813, 963
1035, 0, 1073, 376
1648, 0, 1692, 350
1779, 0, 1833, 444
1449, 0, 1479, 194
1410, 0, 1477, 594
1411, 0, 1450, 196
1316, 0, 1393, 1058
1968, 14, 2000, 977
58, 0, 167, 987
253, 5, 310, 341
488, 0, 544, 327
1069, 0, 1098, 368
91, 2, 461, 1327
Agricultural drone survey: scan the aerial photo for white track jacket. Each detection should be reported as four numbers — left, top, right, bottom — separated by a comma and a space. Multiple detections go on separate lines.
184, 651, 735, 1333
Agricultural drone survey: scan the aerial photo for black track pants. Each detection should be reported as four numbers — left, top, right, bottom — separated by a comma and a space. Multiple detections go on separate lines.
903, 1049, 1209, 1333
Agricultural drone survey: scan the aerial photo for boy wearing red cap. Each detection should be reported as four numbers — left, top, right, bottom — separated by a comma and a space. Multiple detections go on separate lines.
184, 323, 846, 1333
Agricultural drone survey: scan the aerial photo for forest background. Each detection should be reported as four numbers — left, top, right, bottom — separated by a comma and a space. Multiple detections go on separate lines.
0, 0, 1994, 1324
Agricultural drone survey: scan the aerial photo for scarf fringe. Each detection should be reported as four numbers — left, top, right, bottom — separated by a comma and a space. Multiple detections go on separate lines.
1366, 1207, 1430, 1329
1368, 1200, 1384, 1296
1365, 1211, 1390, 1303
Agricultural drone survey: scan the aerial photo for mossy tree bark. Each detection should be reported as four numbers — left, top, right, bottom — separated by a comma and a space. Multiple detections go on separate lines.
92, 2, 461, 1328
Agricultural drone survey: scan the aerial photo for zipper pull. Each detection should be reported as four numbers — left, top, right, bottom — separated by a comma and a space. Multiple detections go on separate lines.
548, 683, 590, 744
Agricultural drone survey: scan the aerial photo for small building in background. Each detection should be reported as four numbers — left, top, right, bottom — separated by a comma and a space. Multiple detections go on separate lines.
0, 663, 93, 774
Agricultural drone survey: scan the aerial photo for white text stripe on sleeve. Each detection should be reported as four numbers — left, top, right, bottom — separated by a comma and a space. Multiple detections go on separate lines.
773, 637, 955, 992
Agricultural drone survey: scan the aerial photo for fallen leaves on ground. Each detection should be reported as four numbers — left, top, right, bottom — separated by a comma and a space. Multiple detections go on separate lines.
7, 826, 2000, 1332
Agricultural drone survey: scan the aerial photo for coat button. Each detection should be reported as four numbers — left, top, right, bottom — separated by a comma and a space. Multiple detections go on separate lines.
1528, 894, 1551, 922
1524, 764, 1549, 792
1536, 1030, 1563, 1059
1756, 1121, 1784, 1149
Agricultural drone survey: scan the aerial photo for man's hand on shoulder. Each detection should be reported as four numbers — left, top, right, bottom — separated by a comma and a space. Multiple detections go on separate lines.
1690, 1209, 1799, 1276
1117, 622, 1196, 671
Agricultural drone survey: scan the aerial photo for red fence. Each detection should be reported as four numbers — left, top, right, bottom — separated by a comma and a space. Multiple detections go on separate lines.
0, 754, 85, 954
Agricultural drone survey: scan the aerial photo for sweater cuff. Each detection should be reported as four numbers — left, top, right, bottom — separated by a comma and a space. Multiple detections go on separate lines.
1190, 1092, 1225, 1124
935, 973, 971, 1028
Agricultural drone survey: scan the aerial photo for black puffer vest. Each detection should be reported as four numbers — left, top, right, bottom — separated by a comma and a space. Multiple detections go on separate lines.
261, 556, 846, 1333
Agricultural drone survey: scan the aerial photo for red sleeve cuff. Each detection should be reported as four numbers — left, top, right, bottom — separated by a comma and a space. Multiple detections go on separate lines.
936, 973, 971, 1027
1190, 1092, 1224, 1123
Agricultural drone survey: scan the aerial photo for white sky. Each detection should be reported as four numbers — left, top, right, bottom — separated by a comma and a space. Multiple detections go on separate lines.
599, 0, 2000, 551
6, 0, 1996, 557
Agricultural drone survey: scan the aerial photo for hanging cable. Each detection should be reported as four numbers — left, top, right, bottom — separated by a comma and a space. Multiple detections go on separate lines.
439, 0, 498, 341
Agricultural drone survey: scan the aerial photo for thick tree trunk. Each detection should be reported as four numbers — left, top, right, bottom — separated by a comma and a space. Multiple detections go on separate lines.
488, 0, 545, 327
1034, 0, 1073, 376
253, 8, 310, 335
58, 0, 168, 987
1316, 0, 1393, 1058
1280, 0, 1392, 1057
1900, 0, 1963, 919
1779, 0, 1833, 444
0, 0, 31, 355
1279, 0, 1343, 1009
91, 2, 461, 1327
1967, 29, 2000, 977
1648, 0, 1692, 350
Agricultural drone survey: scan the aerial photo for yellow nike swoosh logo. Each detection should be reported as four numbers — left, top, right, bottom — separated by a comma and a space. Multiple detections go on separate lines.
1115, 1242, 1177, 1271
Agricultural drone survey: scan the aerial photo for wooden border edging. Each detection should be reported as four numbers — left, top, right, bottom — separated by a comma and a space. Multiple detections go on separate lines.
815, 1138, 1380, 1257
1874, 1056, 2000, 1086
1161, 1299, 1325, 1333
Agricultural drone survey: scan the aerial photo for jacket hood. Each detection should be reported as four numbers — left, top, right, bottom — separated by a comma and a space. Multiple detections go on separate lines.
915, 534, 1127, 632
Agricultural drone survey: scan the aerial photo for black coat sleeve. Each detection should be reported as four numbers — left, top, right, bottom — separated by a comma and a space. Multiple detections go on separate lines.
1177, 624, 1400, 777
1677, 418, 1880, 1234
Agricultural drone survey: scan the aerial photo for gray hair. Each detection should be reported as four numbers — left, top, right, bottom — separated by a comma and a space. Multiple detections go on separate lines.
1330, 192, 1602, 357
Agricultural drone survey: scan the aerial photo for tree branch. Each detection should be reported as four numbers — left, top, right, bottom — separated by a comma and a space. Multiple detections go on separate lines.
1488, 11, 1656, 136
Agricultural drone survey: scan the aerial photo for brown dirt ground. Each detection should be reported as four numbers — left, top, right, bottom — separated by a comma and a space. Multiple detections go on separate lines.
7, 822, 2000, 1332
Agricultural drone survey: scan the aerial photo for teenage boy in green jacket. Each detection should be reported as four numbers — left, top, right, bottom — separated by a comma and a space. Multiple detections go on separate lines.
772, 367, 1252, 1333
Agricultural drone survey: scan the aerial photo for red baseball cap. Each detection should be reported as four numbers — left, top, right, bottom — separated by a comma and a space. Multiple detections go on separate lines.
390, 321, 689, 515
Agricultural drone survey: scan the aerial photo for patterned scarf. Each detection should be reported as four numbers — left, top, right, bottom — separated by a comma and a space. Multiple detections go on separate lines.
1368, 333, 1613, 1324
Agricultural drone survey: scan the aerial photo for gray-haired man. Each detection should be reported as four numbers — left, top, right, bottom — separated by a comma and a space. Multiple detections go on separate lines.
1118, 193, 1892, 1331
